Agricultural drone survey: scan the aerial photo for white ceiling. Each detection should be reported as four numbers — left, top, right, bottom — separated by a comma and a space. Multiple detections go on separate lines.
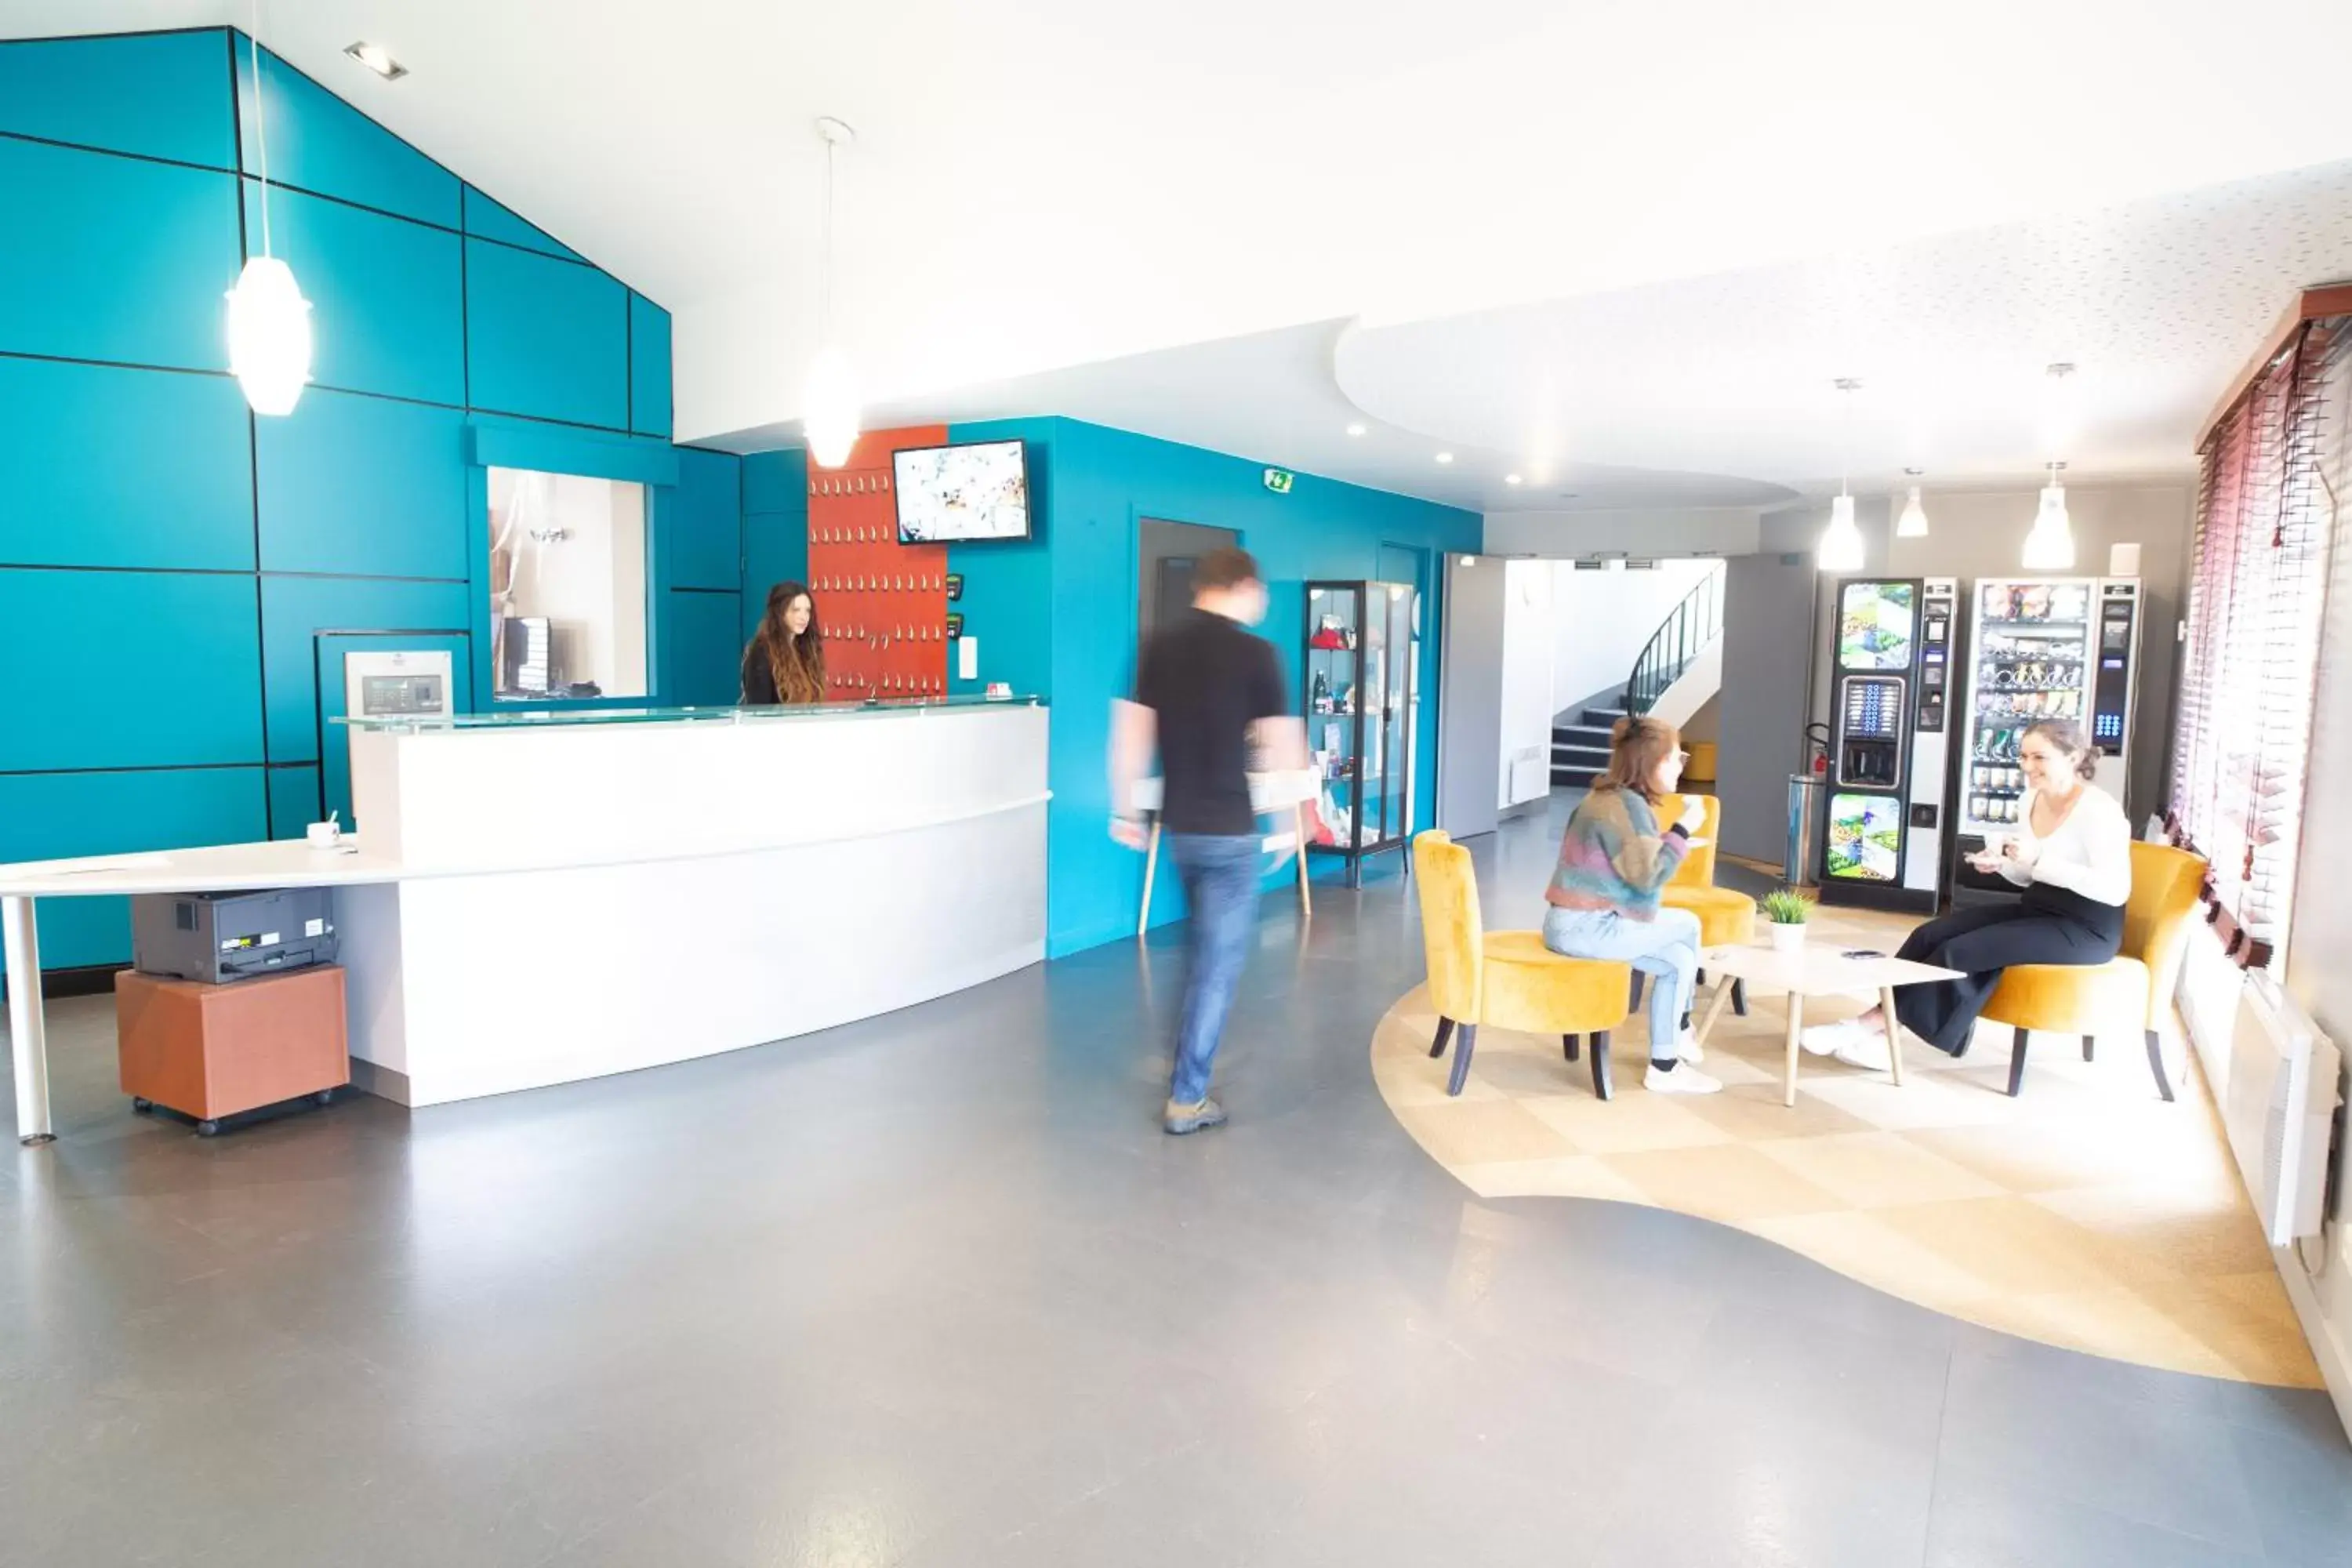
13, 2, 2352, 511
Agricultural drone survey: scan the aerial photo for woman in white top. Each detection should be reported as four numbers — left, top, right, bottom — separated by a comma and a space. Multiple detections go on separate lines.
1806, 717, 2132, 1063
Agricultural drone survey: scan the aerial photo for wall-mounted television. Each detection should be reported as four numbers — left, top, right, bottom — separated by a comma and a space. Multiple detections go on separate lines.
892, 439, 1031, 543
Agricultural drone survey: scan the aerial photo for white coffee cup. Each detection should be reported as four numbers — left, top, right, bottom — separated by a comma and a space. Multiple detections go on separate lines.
1980, 833, 2009, 863
307, 820, 342, 848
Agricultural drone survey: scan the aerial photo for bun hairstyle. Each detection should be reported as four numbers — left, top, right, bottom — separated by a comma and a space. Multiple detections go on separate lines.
1599, 713, 1682, 804
2024, 717, 2097, 781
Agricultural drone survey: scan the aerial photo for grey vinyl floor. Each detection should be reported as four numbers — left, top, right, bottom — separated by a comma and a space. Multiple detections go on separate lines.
2, 806, 2347, 1566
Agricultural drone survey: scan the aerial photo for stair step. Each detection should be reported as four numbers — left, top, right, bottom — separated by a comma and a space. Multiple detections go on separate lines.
1552, 723, 1614, 744
1552, 744, 1610, 765
1552, 768, 1601, 789
1581, 708, 1627, 729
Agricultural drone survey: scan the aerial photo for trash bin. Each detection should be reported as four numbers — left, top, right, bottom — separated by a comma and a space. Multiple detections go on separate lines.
1684, 741, 1718, 785
1784, 772, 1822, 887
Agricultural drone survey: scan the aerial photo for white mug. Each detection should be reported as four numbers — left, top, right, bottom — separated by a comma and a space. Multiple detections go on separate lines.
307, 820, 342, 848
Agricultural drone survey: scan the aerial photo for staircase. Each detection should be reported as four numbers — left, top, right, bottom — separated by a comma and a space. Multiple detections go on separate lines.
1551, 691, 1628, 789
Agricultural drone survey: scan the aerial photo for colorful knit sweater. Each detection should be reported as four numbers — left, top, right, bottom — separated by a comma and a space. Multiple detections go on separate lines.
1545, 786, 1690, 920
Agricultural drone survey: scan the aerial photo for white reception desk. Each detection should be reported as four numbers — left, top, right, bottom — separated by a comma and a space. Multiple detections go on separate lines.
0, 699, 1049, 1141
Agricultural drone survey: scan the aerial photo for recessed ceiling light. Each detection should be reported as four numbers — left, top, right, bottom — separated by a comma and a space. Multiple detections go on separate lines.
344, 41, 408, 79
1504, 473, 1523, 485
1345, 423, 1367, 437
1434, 452, 1454, 464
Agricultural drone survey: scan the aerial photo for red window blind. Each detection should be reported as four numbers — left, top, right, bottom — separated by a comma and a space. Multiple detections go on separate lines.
2169, 315, 2346, 968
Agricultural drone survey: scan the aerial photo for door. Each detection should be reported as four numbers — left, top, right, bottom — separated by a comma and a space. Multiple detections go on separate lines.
1438, 555, 1505, 840
1138, 519, 1240, 653
314, 631, 474, 832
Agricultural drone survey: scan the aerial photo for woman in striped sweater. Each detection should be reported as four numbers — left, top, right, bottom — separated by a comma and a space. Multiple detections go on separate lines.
1541, 715, 1720, 1094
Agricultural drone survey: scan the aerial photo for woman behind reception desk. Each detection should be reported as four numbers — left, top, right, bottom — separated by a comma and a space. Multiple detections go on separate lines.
742, 581, 827, 704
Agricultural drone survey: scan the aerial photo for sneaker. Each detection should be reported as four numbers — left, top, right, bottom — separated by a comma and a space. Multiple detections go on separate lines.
1644, 1063, 1724, 1095
1163, 1097, 1229, 1135
1831, 1028, 1895, 1071
1676, 1026, 1705, 1065
1801, 1019, 1865, 1056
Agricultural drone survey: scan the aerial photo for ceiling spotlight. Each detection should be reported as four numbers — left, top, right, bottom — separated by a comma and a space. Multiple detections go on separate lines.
1504, 473, 1523, 485
343, 41, 407, 79
1345, 423, 1367, 437
1434, 452, 1454, 465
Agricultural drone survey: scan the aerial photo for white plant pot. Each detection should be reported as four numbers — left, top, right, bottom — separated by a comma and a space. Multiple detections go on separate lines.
1768, 921, 1808, 954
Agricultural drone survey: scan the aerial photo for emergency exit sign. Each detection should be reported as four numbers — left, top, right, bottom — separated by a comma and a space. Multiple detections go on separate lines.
1262, 467, 1294, 495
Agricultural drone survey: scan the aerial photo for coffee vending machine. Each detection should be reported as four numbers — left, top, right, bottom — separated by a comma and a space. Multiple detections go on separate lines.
1816, 575, 1957, 912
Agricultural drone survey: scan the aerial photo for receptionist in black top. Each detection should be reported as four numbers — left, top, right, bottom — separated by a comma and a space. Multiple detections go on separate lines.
740, 581, 828, 705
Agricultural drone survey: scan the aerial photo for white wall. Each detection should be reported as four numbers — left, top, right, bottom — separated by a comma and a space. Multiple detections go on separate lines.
490, 470, 651, 699
1486, 507, 1763, 559
1497, 560, 1555, 808
1550, 557, 1722, 714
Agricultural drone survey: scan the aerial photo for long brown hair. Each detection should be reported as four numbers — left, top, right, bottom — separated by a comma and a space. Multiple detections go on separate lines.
756, 581, 826, 704
1597, 714, 1681, 805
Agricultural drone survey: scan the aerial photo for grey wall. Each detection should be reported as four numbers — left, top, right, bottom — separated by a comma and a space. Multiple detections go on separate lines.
1716, 547, 1818, 863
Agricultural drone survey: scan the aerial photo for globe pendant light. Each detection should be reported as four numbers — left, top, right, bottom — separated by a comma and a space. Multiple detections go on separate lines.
1817, 379, 1866, 571
225, 1, 313, 416
803, 118, 861, 470
1896, 470, 1929, 538
2022, 460, 2074, 570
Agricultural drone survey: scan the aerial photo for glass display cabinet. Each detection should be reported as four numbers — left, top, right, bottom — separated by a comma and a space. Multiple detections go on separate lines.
1303, 580, 1420, 887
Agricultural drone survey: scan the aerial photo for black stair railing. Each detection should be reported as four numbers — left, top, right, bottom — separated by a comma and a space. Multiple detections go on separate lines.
1624, 570, 1723, 717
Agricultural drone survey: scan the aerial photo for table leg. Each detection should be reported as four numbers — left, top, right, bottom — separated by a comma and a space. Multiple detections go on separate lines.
1879, 985, 1905, 1087
3, 895, 56, 1147
1783, 990, 1803, 1109
1294, 803, 1312, 921
1693, 968, 1737, 1050
1137, 819, 1163, 938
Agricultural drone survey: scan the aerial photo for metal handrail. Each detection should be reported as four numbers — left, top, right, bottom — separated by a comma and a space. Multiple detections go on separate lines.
1624, 570, 1723, 717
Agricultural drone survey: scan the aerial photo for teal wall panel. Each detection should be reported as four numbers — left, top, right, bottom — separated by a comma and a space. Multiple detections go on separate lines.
1, 568, 263, 770
740, 450, 808, 641
742, 449, 806, 516
944, 421, 1054, 704
256, 390, 468, 579
267, 764, 321, 840
630, 293, 673, 438
667, 591, 745, 707
669, 447, 742, 590
0, 137, 239, 371
260, 575, 472, 764
465, 240, 629, 430
0, 30, 236, 168
245, 182, 465, 405
235, 40, 459, 227
0, 767, 269, 971
0, 357, 254, 572
463, 185, 586, 263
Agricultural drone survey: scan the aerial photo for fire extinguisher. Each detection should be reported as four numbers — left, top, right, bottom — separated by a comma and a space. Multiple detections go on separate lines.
1802, 722, 1831, 777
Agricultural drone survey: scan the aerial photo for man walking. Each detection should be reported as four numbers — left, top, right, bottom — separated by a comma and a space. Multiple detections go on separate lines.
1112, 547, 1307, 1134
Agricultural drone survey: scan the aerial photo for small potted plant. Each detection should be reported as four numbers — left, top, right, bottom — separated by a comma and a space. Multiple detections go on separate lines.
1760, 887, 1814, 953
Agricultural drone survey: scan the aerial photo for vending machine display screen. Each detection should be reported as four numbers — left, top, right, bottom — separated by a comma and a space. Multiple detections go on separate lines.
1824, 793, 1904, 882
1837, 582, 1915, 671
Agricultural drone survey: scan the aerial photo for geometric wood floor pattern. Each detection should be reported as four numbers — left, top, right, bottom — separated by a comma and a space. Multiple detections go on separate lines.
1371, 901, 2322, 1388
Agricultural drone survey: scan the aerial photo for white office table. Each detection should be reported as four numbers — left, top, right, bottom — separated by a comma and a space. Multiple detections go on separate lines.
1693, 942, 1962, 1107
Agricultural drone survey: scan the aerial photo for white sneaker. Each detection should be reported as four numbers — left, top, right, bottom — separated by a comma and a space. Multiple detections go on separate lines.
1801, 1019, 1864, 1056
1831, 1026, 1895, 1071
1676, 1026, 1704, 1065
1645, 1062, 1724, 1095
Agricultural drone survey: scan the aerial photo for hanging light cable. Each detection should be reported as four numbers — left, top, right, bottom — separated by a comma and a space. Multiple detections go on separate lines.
2022, 459, 2075, 569
1817, 379, 1866, 572
803, 117, 861, 470
224, 0, 314, 416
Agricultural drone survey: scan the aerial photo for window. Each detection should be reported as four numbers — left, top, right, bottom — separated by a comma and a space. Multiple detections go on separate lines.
486, 466, 649, 702
2169, 314, 2347, 968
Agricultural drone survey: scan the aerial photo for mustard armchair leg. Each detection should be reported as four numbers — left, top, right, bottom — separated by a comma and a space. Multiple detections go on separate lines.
1563, 1033, 1581, 1063
2083, 1034, 2096, 1062
1429, 1017, 1455, 1061
1446, 1023, 1479, 1098
1628, 972, 1645, 1011
2007, 1026, 2031, 1097
2146, 1029, 2176, 1103
1731, 978, 1748, 1017
1591, 1029, 1614, 1102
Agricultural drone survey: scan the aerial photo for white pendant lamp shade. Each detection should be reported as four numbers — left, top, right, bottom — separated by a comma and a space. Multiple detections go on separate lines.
803, 344, 861, 470
1896, 485, 1929, 538
2021, 478, 2075, 570
1817, 492, 1866, 572
224, 254, 313, 416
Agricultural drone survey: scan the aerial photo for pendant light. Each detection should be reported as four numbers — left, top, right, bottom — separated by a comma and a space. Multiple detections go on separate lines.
2022, 460, 2075, 569
1896, 468, 1929, 538
224, 0, 314, 416
1817, 379, 1866, 572
803, 117, 861, 470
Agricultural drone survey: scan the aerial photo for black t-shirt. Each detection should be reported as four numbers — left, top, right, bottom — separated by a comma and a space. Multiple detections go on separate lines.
1134, 608, 1288, 836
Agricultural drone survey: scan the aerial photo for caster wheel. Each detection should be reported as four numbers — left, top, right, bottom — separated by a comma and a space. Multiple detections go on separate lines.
132, 1097, 154, 1113
310, 1089, 335, 1107
194, 1120, 220, 1138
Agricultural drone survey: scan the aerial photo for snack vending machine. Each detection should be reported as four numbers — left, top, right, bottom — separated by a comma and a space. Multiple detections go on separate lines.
1817, 576, 1958, 912
1952, 577, 2144, 900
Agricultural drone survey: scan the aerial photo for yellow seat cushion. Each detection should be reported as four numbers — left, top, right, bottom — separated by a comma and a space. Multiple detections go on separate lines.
1480, 932, 1634, 1036
1981, 957, 2151, 1036
1661, 884, 1755, 947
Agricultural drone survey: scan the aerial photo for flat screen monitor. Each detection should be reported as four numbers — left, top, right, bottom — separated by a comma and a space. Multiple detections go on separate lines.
892, 440, 1031, 543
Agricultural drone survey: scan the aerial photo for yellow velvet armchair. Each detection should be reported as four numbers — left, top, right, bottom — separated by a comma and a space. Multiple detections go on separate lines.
1653, 792, 1755, 1015
1980, 841, 2208, 1099
1411, 830, 1633, 1099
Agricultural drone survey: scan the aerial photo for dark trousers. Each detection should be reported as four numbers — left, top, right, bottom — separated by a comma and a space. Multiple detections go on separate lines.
1893, 885, 2125, 1057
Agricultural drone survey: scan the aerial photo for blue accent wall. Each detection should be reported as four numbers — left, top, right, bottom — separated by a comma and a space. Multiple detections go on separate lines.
740, 449, 810, 643
0, 27, 739, 977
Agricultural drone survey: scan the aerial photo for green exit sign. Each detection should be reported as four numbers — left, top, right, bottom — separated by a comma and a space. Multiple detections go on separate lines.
1262, 467, 1294, 495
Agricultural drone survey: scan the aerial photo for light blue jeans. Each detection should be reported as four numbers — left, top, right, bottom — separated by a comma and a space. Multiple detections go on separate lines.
1541, 905, 1702, 1060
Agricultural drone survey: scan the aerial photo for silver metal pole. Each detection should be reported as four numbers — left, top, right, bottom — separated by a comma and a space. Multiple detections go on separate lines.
3, 896, 56, 1146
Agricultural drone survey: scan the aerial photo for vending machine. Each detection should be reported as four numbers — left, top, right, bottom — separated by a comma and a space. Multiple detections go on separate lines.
1951, 577, 2145, 901
1816, 575, 1958, 912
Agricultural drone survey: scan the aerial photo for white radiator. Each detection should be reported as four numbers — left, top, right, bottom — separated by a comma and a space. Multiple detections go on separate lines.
2211, 969, 2343, 1249
1508, 746, 1550, 806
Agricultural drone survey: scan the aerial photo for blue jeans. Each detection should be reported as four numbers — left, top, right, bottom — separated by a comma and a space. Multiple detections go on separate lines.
1541, 905, 1702, 1059
1167, 833, 1261, 1105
